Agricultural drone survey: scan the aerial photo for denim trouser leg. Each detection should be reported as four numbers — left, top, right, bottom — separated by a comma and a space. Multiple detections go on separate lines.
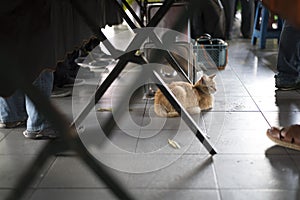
26, 71, 53, 132
276, 22, 300, 85
0, 90, 27, 123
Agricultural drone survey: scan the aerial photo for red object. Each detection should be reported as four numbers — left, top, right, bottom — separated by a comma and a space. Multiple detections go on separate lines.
262, 0, 300, 27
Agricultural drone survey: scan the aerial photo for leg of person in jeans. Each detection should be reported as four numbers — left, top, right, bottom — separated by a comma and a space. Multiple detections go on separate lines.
275, 22, 300, 90
23, 70, 58, 139
0, 90, 27, 128
266, 22, 300, 151
0, 70, 58, 139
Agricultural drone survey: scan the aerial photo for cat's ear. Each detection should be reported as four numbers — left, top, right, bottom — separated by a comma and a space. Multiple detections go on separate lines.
209, 74, 216, 79
194, 77, 204, 87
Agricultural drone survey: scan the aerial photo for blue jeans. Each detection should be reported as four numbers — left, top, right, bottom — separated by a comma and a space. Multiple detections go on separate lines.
276, 22, 300, 86
0, 70, 53, 131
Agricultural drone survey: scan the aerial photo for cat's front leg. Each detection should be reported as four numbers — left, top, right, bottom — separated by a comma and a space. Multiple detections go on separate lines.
200, 104, 213, 111
167, 111, 180, 118
186, 107, 201, 115
199, 98, 213, 111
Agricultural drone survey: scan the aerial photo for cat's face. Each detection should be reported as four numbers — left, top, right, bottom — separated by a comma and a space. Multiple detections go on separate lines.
195, 74, 217, 94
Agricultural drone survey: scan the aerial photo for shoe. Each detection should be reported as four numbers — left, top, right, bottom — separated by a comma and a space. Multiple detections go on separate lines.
0, 121, 26, 129
63, 77, 85, 88
23, 128, 59, 139
275, 82, 300, 91
51, 87, 72, 98
275, 75, 300, 91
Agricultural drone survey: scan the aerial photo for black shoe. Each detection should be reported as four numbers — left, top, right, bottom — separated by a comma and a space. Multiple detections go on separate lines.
275, 75, 300, 91
275, 82, 300, 91
276, 85, 300, 91
0, 121, 26, 128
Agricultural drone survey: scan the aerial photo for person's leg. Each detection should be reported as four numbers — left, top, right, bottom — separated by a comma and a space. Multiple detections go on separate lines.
275, 22, 300, 90
203, 0, 226, 39
191, 0, 225, 40
25, 70, 54, 132
190, 0, 205, 40
0, 90, 27, 128
220, 0, 236, 40
53, 61, 69, 88
240, 0, 255, 38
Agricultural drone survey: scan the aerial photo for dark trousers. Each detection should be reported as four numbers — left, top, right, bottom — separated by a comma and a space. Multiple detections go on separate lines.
190, 0, 226, 40
276, 22, 300, 84
220, 0, 255, 39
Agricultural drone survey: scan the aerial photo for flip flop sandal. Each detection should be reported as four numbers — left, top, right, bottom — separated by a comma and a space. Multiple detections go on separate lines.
266, 125, 300, 151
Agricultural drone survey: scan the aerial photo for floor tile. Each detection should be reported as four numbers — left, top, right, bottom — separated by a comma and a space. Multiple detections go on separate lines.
132, 189, 220, 200
0, 155, 54, 188
79, 128, 138, 154
29, 189, 115, 200
213, 96, 259, 112
0, 129, 10, 142
203, 112, 269, 133
127, 155, 216, 189
0, 131, 48, 155
30, 188, 220, 200
214, 155, 299, 189
215, 129, 285, 154
220, 189, 300, 200
262, 111, 300, 128
141, 108, 205, 131
242, 82, 277, 97
0, 189, 34, 200
215, 84, 249, 97
253, 91, 300, 112
38, 156, 129, 188
136, 129, 197, 154
96, 109, 145, 131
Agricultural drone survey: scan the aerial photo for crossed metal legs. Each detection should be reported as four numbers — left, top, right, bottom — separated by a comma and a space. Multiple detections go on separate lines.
7, 1, 216, 200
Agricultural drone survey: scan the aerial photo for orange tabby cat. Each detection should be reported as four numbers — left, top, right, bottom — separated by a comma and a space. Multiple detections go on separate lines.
154, 74, 216, 117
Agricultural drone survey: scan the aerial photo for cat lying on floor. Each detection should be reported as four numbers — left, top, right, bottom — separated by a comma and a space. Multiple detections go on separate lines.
154, 74, 216, 117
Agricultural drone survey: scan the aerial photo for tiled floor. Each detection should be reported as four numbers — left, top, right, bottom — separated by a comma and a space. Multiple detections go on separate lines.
2, 24, 300, 200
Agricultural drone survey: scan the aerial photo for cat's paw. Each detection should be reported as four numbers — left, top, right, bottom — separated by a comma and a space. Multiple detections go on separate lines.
201, 106, 213, 111
167, 111, 180, 118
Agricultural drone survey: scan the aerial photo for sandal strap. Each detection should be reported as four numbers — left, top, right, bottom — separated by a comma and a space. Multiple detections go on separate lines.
280, 125, 300, 145
279, 128, 285, 140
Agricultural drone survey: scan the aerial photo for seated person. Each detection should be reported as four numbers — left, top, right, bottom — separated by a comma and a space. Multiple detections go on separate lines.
267, 22, 300, 151
0, 70, 58, 139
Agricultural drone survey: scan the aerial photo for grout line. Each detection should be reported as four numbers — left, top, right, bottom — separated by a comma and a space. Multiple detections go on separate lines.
228, 60, 275, 129
0, 130, 13, 143
211, 159, 222, 200
134, 97, 149, 153
35, 157, 58, 187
